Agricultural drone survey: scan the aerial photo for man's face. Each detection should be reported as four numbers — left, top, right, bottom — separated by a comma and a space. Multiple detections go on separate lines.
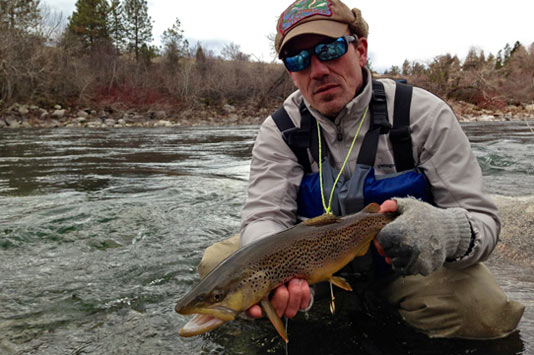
286, 33, 368, 117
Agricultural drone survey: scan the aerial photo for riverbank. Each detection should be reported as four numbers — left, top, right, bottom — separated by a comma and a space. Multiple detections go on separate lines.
1, 101, 533, 129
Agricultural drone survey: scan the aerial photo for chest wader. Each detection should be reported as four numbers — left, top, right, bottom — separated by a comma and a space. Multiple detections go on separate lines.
272, 80, 433, 280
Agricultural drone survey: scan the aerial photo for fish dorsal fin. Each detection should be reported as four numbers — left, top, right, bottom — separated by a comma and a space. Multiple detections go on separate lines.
261, 298, 288, 343
363, 203, 380, 213
302, 213, 341, 226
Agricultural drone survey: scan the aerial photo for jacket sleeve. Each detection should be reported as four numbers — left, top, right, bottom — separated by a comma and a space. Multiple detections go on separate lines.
411, 89, 500, 269
240, 116, 304, 247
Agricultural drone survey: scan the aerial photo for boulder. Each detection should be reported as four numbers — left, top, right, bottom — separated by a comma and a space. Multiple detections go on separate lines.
151, 111, 167, 120
52, 109, 66, 118
223, 104, 236, 113
18, 105, 29, 115
104, 118, 116, 126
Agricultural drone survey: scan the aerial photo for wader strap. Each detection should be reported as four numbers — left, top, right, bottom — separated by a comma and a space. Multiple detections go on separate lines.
271, 102, 321, 174
391, 82, 415, 171
357, 81, 391, 166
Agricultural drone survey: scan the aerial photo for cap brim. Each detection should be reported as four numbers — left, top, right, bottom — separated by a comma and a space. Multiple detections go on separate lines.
278, 21, 349, 58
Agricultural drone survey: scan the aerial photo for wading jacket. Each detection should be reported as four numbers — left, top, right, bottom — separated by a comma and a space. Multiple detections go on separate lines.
240, 68, 500, 269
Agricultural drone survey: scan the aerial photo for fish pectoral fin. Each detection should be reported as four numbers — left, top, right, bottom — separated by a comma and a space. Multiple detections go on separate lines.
329, 276, 353, 291
302, 213, 342, 226
260, 298, 288, 343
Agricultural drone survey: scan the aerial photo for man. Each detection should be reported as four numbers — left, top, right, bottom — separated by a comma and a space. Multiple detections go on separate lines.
200, 0, 524, 339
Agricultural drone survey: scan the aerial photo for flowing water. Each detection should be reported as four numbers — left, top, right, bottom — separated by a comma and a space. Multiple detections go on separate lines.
0, 121, 533, 354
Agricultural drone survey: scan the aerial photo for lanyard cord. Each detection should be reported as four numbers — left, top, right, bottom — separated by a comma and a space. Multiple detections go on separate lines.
317, 106, 369, 215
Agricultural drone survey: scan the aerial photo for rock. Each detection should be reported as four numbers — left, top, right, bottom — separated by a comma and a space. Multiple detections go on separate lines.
525, 104, 534, 113
5, 116, 17, 126
0, 119, 7, 128
223, 104, 236, 113
52, 109, 66, 118
151, 111, 167, 120
104, 118, 116, 126
477, 114, 495, 122
18, 105, 29, 115
155, 120, 172, 127
8, 120, 21, 129
77, 110, 89, 118
75, 116, 87, 123
54, 104, 62, 110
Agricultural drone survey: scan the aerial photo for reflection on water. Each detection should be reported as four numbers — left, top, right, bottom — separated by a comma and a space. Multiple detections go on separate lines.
0, 122, 533, 354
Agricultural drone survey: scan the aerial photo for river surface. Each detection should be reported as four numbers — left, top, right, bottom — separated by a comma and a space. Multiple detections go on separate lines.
0, 121, 533, 354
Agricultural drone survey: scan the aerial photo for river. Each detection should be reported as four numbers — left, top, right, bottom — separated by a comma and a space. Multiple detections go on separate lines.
0, 121, 533, 354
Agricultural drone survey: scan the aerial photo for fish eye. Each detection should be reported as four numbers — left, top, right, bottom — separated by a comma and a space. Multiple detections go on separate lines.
210, 290, 225, 303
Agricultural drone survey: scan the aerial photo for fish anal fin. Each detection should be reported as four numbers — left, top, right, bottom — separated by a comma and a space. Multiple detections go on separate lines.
363, 203, 380, 213
329, 276, 353, 291
302, 213, 342, 226
354, 239, 373, 257
260, 298, 288, 343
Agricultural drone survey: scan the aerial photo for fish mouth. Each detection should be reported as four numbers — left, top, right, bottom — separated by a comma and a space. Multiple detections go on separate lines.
179, 313, 227, 337
178, 306, 238, 336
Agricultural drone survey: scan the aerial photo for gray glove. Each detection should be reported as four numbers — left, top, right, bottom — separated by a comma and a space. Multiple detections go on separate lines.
376, 198, 472, 276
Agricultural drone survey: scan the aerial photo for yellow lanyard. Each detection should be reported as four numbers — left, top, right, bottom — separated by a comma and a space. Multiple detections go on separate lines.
317, 106, 369, 215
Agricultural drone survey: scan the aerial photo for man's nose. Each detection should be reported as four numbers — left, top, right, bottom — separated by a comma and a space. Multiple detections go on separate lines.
309, 55, 330, 79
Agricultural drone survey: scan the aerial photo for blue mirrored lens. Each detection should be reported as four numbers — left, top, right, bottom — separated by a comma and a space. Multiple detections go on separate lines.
284, 49, 311, 72
315, 37, 347, 61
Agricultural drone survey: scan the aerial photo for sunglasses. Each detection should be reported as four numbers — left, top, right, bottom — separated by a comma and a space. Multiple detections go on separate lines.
282, 35, 357, 72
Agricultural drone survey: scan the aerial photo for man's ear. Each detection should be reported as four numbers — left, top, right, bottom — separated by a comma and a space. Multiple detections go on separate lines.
356, 37, 368, 67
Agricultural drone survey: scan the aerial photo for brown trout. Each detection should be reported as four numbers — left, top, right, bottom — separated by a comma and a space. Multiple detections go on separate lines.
175, 203, 396, 342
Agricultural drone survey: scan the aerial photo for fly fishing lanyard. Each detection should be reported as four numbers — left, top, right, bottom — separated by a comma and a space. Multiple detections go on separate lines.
317, 105, 369, 215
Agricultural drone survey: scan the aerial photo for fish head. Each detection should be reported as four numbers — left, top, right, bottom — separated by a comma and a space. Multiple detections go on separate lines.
176, 269, 269, 337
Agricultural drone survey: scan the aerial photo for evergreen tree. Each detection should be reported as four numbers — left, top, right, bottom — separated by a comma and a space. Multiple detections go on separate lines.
0, 0, 41, 32
123, 0, 153, 61
161, 17, 189, 70
108, 0, 126, 52
67, 0, 110, 50
401, 59, 412, 76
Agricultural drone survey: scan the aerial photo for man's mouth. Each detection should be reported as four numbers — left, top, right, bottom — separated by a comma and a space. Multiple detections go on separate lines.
313, 83, 339, 95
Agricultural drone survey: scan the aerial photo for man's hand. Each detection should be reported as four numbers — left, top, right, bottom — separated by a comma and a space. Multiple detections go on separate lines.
374, 198, 472, 276
247, 278, 311, 319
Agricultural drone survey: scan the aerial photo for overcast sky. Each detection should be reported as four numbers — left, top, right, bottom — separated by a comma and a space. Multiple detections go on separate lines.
44, 0, 533, 72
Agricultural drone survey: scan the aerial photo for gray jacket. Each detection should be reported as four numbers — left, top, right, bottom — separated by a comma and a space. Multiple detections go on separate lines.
240, 68, 500, 269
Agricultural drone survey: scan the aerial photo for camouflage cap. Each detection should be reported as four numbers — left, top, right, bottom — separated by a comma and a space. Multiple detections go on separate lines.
275, 0, 369, 58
